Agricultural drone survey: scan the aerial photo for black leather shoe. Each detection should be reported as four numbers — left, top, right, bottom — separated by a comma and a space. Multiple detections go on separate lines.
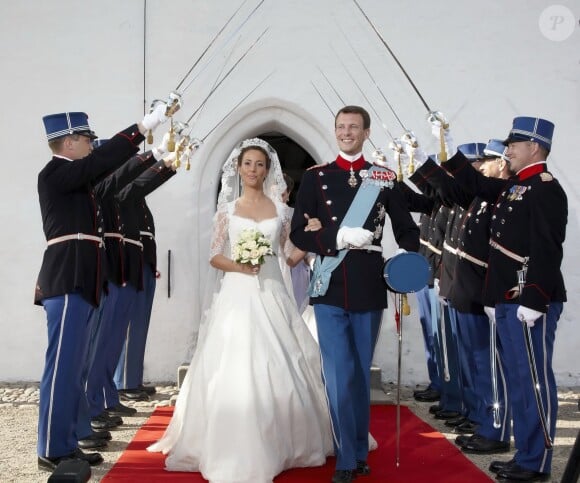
429, 404, 443, 414
434, 410, 462, 420
332, 469, 355, 483
91, 412, 123, 430
414, 388, 441, 402
38, 454, 75, 472
489, 458, 515, 473
496, 463, 550, 481
455, 434, 470, 447
73, 448, 104, 466
92, 429, 112, 441
444, 415, 467, 427
461, 434, 510, 454
37, 448, 103, 471
356, 460, 370, 475
454, 420, 478, 434
106, 402, 137, 416
78, 433, 108, 450
119, 388, 149, 401
138, 384, 157, 395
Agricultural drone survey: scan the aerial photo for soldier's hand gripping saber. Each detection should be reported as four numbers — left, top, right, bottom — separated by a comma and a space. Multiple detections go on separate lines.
517, 265, 553, 449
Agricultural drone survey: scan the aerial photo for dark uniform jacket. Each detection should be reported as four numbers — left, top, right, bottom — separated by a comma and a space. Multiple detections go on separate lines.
290, 155, 420, 311
443, 151, 567, 312
416, 159, 491, 314
116, 160, 176, 285
35, 125, 144, 307
94, 152, 158, 287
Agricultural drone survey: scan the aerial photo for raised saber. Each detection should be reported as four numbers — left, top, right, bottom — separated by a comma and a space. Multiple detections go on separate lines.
185, 27, 269, 124
352, 0, 431, 113
311, 81, 336, 119
175, 0, 263, 91
200, 70, 276, 143
316, 67, 378, 151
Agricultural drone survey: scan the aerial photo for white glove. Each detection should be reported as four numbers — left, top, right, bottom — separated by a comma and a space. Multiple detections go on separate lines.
142, 102, 169, 131
394, 247, 407, 256
433, 278, 447, 306
152, 131, 177, 160
429, 118, 456, 158
162, 151, 177, 169
401, 135, 428, 164
484, 306, 496, 322
336, 227, 374, 249
517, 305, 543, 328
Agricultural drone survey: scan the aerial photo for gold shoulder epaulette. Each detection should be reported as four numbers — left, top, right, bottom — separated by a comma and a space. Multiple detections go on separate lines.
540, 172, 553, 182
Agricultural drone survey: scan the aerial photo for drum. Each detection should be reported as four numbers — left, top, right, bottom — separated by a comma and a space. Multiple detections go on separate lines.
383, 252, 430, 293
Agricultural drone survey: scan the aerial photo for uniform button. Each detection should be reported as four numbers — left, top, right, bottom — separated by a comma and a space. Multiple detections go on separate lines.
496, 203, 501, 208
319, 172, 324, 176
508, 207, 513, 212
322, 185, 328, 190
492, 215, 496, 220
331, 216, 337, 221
496, 232, 501, 238
467, 230, 471, 235
476, 219, 479, 223
326, 248, 331, 253
501, 191, 506, 197
467, 213, 472, 217
98, 227, 103, 233
326, 200, 332, 205
501, 219, 505, 224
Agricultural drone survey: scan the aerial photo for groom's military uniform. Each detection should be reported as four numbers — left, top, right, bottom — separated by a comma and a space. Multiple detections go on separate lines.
291, 155, 419, 472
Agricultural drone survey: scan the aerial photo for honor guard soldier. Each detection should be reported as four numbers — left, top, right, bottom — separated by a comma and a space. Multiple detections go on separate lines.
437, 116, 567, 482
290, 105, 419, 483
34, 104, 170, 471
115, 150, 178, 401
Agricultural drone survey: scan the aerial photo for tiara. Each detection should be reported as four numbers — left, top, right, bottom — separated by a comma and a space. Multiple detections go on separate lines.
237, 137, 275, 155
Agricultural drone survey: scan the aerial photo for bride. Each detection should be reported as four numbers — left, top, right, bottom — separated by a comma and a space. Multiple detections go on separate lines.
148, 138, 333, 483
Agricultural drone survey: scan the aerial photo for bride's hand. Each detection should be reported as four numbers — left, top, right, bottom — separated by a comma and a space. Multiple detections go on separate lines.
239, 263, 260, 275
304, 213, 322, 232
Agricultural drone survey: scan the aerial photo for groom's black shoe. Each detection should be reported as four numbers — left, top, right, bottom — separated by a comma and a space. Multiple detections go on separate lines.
331, 469, 355, 483
356, 460, 371, 476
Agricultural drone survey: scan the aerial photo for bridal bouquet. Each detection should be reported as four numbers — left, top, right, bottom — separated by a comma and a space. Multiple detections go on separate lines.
233, 229, 274, 287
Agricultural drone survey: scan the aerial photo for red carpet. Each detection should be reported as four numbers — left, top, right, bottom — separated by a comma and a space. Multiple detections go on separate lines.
103, 405, 492, 482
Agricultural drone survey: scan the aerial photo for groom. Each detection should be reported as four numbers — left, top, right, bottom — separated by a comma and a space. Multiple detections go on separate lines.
291, 105, 419, 483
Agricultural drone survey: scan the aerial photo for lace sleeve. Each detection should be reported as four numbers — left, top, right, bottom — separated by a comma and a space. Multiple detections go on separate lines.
209, 202, 230, 260
279, 203, 295, 258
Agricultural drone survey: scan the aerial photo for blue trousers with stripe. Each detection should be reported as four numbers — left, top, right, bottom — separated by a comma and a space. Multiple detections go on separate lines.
38, 294, 95, 458
496, 302, 561, 474
416, 285, 441, 391
115, 266, 156, 390
314, 304, 382, 471
86, 283, 137, 416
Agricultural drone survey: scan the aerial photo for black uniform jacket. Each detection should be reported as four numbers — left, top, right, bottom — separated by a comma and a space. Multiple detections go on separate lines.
94, 152, 158, 287
443, 151, 567, 312
35, 125, 144, 306
290, 156, 419, 311
415, 159, 490, 314
116, 161, 176, 287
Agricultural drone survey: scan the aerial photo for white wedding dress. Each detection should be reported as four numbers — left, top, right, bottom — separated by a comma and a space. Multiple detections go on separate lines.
148, 200, 333, 483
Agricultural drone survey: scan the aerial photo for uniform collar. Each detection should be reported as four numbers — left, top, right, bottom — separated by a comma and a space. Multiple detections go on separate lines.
516, 161, 547, 181
336, 152, 365, 171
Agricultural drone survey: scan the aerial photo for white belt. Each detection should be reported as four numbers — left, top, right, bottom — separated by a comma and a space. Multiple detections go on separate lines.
425, 241, 442, 256
348, 244, 383, 253
489, 240, 528, 264
104, 232, 123, 240
47, 233, 103, 247
443, 241, 457, 256
456, 248, 488, 268
124, 237, 144, 250
140, 230, 155, 240
420, 239, 429, 247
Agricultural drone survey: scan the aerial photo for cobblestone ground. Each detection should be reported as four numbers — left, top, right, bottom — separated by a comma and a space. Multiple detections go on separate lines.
0, 383, 578, 482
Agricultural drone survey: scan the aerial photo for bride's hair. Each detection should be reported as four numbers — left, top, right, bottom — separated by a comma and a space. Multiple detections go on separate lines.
237, 145, 271, 170
217, 137, 286, 209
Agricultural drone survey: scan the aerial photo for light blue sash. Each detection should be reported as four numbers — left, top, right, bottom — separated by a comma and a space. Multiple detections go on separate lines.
308, 166, 382, 297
